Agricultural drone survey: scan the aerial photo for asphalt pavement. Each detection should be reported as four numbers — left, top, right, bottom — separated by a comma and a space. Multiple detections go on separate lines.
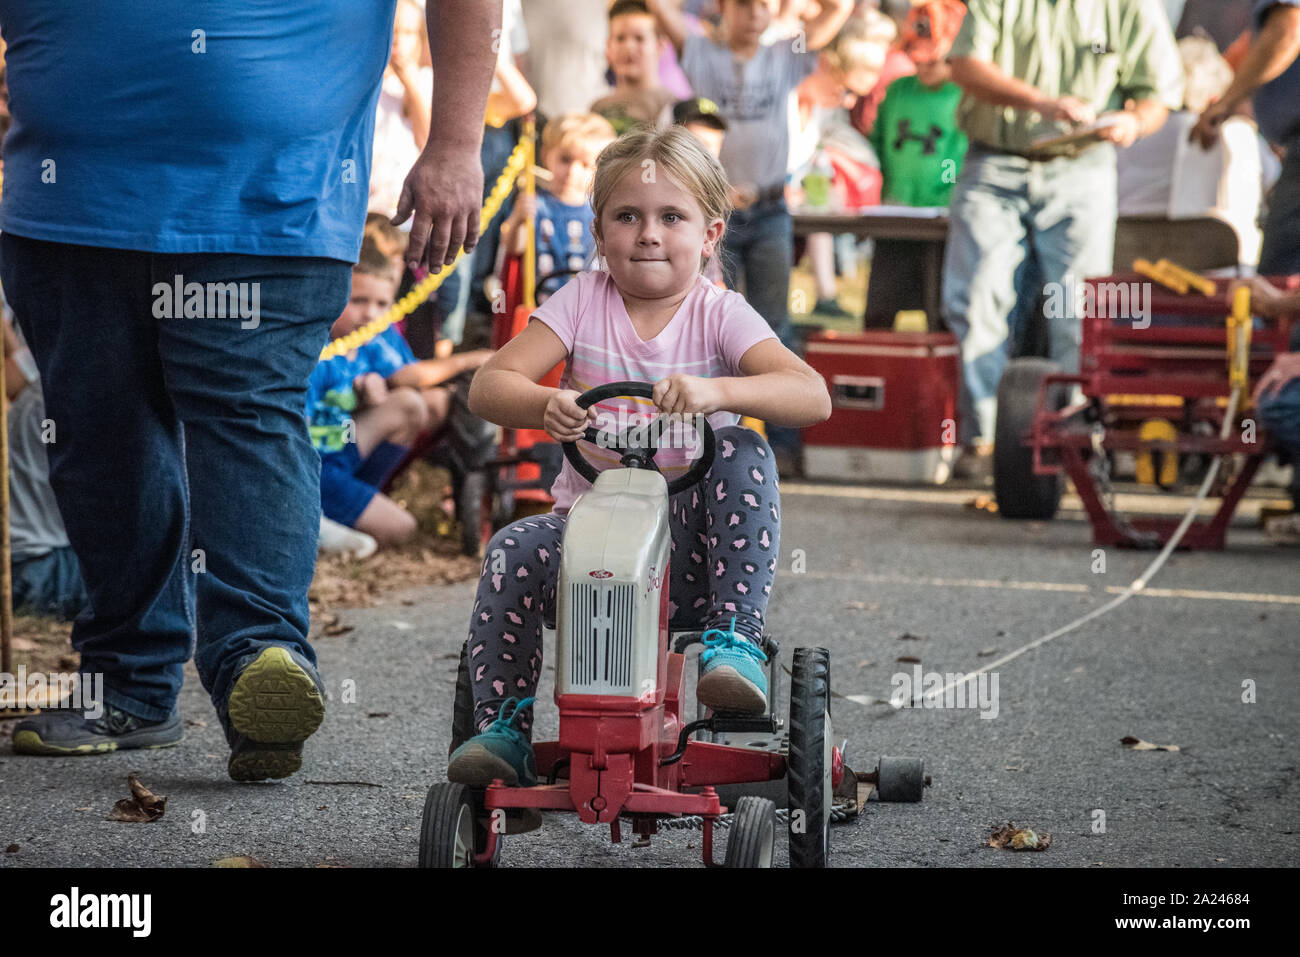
1, 479, 1296, 868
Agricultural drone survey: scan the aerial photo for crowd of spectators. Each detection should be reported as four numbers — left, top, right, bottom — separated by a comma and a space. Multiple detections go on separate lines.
5, 0, 1300, 614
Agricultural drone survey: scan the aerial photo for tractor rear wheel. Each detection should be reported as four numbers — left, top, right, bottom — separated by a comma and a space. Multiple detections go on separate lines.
994, 357, 1068, 520
788, 647, 832, 868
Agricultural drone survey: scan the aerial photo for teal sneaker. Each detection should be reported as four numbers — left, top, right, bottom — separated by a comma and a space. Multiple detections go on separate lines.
696, 618, 768, 714
447, 697, 538, 788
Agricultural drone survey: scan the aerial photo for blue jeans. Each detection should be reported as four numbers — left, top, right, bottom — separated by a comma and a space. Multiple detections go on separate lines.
0, 234, 350, 721
1258, 377, 1300, 506
942, 144, 1117, 443
12, 546, 90, 621
721, 197, 800, 454
1259, 145, 1300, 279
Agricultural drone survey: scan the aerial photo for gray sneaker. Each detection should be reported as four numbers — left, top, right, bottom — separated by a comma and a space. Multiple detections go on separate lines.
12, 705, 181, 755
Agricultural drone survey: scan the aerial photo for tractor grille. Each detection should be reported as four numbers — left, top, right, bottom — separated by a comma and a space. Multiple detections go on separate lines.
568, 582, 635, 691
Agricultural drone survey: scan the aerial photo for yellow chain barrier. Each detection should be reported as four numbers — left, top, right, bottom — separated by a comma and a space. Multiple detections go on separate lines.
319, 137, 529, 360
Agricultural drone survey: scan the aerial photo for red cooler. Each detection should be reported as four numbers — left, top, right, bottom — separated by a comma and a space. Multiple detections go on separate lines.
802, 330, 961, 484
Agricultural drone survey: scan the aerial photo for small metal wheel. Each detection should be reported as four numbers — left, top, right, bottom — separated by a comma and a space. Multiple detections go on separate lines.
419, 783, 496, 868
788, 646, 832, 868
876, 755, 925, 803
724, 796, 776, 868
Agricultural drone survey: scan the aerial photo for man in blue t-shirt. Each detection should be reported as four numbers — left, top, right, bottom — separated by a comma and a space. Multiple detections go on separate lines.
0, 0, 500, 781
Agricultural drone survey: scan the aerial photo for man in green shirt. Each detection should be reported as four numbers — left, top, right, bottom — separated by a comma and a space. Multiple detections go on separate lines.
941, 0, 1182, 461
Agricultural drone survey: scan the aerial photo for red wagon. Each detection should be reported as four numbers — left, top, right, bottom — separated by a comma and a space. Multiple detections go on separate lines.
993, 273, 1298, 549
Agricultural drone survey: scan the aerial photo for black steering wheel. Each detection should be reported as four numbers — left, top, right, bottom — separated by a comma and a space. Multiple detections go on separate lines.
561, 381, 716, 496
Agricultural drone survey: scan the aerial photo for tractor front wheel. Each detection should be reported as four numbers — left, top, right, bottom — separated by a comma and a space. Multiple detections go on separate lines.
724, 796, 776, 868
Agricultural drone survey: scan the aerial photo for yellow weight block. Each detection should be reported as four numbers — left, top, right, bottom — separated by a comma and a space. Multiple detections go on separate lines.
1134, 418, 1179, 488
1154, 259, 1216, 297
740, 416, 767, 438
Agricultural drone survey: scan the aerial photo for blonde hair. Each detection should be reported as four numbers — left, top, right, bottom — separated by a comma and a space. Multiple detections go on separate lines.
1178, 35, 1233, 114
590, 125, 733, 272
824, 12, 895, 74
540, 112, 618, 161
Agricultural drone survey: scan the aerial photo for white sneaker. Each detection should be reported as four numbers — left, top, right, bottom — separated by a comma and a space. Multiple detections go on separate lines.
317, 515, 378, 559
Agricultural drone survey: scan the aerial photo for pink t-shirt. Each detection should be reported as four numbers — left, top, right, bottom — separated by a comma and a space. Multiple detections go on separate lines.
532, 269, 777, 512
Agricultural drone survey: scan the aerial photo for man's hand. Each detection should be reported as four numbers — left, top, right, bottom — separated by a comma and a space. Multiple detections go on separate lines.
1190, 99, 1233, 150
354, 372, 389, 407
1232, 275, 1287, 318
393, 142, 484, 274
1035, 95, 1096, 126
1096, 109, 1142, 148
1254, 352, 1300, 403
544, 389, 598, 443
653, 374, 725, 416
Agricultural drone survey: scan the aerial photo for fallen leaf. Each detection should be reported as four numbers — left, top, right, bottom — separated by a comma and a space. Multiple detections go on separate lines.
966, 494, 998, 513
896, 655, 921, 664
977, 648, 998, 657
185, 718, 207, 729
989, 823, 1051, 851
856, 659, 872, 669
108, 773, 166, 822
897, 632, 924, 641
1121, 735, 1180, 752
214, 855, 266, 868
365, 712, 390, 718
322, 622, 354, 637
5, 844, 18, 853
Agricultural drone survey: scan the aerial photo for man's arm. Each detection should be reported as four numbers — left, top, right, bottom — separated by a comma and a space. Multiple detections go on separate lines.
393, 0, 501, 273
1191, 3, 1300, 148
647, 0, 689, 56
947, 57, 1096, 124
801, 0, 854, 52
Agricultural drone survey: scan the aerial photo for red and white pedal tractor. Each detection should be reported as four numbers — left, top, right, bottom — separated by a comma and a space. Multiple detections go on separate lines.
420, 382, 925, 868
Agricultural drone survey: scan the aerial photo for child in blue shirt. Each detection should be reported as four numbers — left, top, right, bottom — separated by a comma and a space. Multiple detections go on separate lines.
499, 112, 617, 300
307, 235, 492, 546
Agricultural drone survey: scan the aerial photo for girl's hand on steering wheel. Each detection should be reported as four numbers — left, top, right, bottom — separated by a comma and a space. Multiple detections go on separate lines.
544, 389, 597, 443
653, 374, 724, 417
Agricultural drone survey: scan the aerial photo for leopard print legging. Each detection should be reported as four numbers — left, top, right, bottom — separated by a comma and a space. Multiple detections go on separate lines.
463, 425, 780, 733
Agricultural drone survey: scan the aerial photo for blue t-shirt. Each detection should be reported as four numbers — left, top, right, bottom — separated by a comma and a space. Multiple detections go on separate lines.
535, 189, 595, 299
1254, 1, 1300, 149
306, 327, 417, 452
0, 0, 397, 261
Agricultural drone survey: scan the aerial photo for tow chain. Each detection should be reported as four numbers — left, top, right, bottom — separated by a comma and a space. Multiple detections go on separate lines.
640, 800, 858, 832
1088, 421, 1162, 549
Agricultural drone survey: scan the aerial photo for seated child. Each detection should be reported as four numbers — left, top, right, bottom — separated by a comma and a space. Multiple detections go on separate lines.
590, 0, 679, 135
499, 112, 617, 301
4, 316, 90, 620
447, 124, 831, 788
1235, 275, 1300, 545
307, 235, 493, 547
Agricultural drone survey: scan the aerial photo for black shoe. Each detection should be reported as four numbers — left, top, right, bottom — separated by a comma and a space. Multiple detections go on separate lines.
812, 298, 856, 321
12, 704, 181, 755
219, 646, 326, 782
